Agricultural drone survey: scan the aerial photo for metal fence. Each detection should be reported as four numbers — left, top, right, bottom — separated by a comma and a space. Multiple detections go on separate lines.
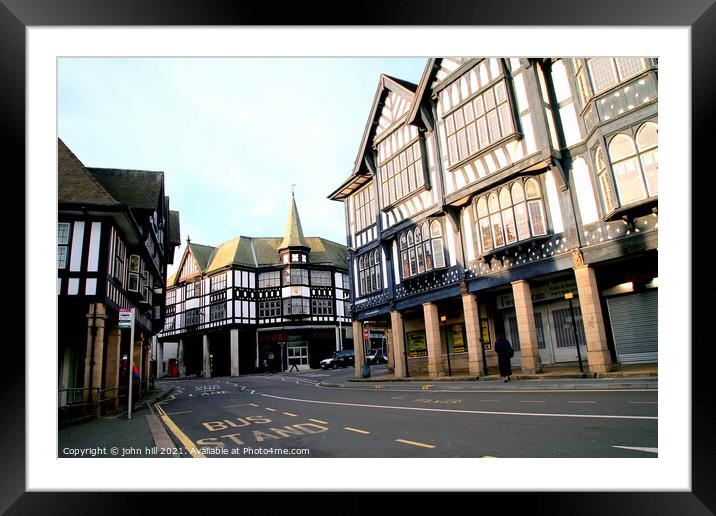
58, 378, 154, 424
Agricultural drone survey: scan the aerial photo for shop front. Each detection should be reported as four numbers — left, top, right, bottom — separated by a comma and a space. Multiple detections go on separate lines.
258, 327, 338, 371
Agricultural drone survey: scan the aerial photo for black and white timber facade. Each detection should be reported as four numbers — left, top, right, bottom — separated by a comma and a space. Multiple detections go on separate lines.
329, 58, 658, 378
58, 139, 181, 412
157, 194, 351, 377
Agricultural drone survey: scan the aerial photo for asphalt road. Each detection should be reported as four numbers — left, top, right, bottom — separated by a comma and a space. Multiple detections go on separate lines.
153, 367, 657, 458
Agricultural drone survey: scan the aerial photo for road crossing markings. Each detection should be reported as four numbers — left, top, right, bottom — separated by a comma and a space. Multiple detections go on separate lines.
344, 427, 371, 435
283, 412, 298, 417
309, 419, 328, 424
613, 446, 658, 454
396, 439, 435, 449
260, 393, 658, 421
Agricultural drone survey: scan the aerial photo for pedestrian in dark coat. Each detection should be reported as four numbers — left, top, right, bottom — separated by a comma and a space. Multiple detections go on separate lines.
494, 333, 514, 382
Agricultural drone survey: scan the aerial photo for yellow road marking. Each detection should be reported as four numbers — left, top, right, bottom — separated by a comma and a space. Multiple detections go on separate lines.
344, 427, 370, 435
421, 385, 433, 390
396, 439, 435, 449
283, 412, 298, 417
154, 403, 205, 459
309, 419, 328, 424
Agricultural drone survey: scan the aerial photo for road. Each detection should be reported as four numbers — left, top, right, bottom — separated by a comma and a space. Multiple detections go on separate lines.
152, 367, 658, 458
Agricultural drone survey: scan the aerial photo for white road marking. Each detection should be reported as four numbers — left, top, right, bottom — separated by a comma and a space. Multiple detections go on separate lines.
628, 401, 658, 404
260, 393, 658, 421
396, 439, 435, 449
164, 411, 192, 416
223, 403, 258, 408
568, 401, 597, 404
613, 446, 658, 454
520, 400, 545, 403
316, 385, 657, 394
344, 427, 371, 435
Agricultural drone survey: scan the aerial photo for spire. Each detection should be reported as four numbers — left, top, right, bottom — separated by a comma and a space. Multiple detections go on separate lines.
279, 193, 310, 251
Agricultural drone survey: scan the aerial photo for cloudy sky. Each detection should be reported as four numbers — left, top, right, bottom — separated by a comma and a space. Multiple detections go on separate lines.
58, 57, 426, 275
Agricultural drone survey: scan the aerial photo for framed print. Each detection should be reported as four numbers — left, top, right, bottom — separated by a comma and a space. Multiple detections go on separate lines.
4, 0, 714, 513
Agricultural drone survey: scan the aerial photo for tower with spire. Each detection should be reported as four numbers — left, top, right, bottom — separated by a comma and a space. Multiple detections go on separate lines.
278, 190, 311, 265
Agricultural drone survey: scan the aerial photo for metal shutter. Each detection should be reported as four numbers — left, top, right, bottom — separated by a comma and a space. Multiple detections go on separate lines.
607, 290, 658, 364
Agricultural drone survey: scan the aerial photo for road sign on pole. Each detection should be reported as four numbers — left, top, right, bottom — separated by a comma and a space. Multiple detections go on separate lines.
122, 308, 136, 419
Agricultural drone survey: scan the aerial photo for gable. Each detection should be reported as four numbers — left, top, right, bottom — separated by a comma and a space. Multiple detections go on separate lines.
179, 252, 201, 281
374, 90, 413, 139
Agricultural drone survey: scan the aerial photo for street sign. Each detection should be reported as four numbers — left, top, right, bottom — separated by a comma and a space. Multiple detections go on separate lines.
564, 292, 574, 299
119, 308, 134, 329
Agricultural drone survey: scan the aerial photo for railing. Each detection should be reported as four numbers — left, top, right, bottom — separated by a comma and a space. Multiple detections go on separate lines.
58, 378, 154, 424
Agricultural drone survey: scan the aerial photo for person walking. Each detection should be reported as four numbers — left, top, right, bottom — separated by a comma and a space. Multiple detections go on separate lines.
494, 333, 514, 382
288, 358, 299, 372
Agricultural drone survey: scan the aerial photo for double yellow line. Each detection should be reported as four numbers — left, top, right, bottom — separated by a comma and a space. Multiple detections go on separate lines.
153, 403, 206, 458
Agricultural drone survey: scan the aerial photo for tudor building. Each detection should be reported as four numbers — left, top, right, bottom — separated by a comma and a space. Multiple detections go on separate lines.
329, 58, 658, 378
157, 194, 351, 377
58, 139, 181, 414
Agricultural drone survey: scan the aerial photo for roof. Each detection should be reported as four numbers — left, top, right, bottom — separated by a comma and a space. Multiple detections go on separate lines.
278, 195, 310, 250
188, 243, 216, 271
58, 139, 118, 206
169, 210, 181, 246
88, 167, 164, 211
328, 74, 418, 201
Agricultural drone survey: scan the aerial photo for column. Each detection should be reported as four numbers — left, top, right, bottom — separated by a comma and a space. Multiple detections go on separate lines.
511, 280, 543, 374
230, 329, 240, 377
390, 309, 406, 378
156, 340, 164, 378
423, 302, 443, 378
462, 293, 484, 377
384, 328, 395, 373
352, 320, 364, 379
203, 334, 211, 378
104, 326, 122, 412
133, 333, 143, 398
83, 303, 107, 413
335, 326, 342, 352
177, 339, 186, 377
574, 263, 613, 373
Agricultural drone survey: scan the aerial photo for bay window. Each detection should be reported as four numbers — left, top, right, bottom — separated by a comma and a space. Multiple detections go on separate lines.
358, 249, 382, 296
585, 58, 648, 95
399, 220, 446, 279
473, 178, 547, 255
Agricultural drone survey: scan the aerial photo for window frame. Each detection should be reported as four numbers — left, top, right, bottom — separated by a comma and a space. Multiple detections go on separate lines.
398, 220, 446, 280
210, 273, 227, 292
209, 302, 226, 322
472, 177, 549, 257
57, 222, 71, 269
357, 248, 382, 296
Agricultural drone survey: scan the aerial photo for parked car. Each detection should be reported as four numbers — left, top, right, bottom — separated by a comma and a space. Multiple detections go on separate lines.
366, 348, 387, 365
320, 349, 355, 369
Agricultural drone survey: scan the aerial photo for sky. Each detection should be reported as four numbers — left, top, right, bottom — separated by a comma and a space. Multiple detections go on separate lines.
58, 57, 426, 276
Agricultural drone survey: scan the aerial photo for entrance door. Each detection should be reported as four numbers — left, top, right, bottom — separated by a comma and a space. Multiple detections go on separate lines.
502, 309, 555, 366
547, 301, 588, 363
287, 341, 309, 370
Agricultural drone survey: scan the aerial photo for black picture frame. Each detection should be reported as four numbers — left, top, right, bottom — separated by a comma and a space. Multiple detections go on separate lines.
4, 0, 712, 513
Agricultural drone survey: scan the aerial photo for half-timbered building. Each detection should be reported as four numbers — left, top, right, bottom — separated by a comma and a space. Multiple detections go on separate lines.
157, 194, 351, 377
58, 139, 181, 413
330, 58, 658, 378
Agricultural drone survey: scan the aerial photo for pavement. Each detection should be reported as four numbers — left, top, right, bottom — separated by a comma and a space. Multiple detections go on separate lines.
58, 386, 176, 458
317, 362, 658, 390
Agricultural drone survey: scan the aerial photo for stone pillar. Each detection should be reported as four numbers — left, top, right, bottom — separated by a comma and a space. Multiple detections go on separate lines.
104, 326, 122, 412
133, 333, 143, 398
511, 280, 543, 374
390, 311, 406, 378
385, 328, 395, 373
203, 334, 211, 378
83, 303, 107, 412
573, 258, 613, 373
352, 320, 364, 379
230, 329, 240, 377
423, 302, 443, 378
177, 339, 186, 377
156, 340, 164, 378
462, 293, 485, 377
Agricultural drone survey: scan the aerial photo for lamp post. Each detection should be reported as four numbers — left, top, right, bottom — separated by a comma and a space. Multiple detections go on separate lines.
565, 293, 586, 377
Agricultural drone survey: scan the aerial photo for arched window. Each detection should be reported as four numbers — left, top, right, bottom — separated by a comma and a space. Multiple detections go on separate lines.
609, 134, 647, 205
357, 250, 381, 296
636, 122, 658, 196
399, 221, 446, 279
473, 177, 547, 255
595, 147, 617, 213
